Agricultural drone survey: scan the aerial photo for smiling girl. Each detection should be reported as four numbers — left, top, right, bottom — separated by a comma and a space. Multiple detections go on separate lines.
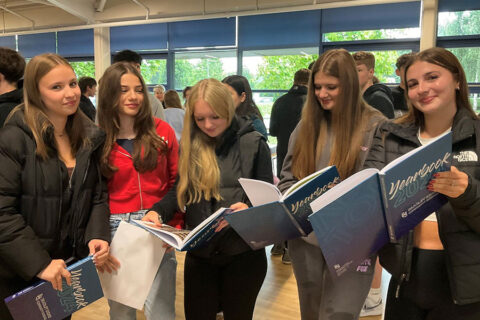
0, 53, 111, 320
277, 49, 385, 320
365, 47, 480, 320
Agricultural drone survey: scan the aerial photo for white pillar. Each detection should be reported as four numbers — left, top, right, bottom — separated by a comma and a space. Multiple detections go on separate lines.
94, 26, 110, 80
420, 0, 439, 51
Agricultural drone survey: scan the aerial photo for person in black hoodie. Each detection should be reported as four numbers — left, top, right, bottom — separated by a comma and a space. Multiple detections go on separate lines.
365, 47, 480, 320
143, 78, 273, 320
78, 76, 97, 121
0, 47, 25, 127
0, 53, 113, 320
353, 51, 395, 119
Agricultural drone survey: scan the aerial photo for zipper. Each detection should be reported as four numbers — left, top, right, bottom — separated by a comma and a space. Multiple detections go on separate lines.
395, 273, 406, 298
137, 171, 144, 209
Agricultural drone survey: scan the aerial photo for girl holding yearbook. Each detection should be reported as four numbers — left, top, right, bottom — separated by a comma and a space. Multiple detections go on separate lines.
364, 47, 480, 320
277, 49, 385, 320
97, 62, 179, 320
0, 53, 111, 319
143, 78, 273, 320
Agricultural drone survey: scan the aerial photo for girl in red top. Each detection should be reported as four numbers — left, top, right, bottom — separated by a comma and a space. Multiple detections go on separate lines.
97, 62, 179, 320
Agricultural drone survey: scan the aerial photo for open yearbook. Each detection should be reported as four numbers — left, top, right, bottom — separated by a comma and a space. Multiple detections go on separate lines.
5, 256, 103, 320
132, 207, 232, 251
309, 131, 452, 277
225, 166, 340, 249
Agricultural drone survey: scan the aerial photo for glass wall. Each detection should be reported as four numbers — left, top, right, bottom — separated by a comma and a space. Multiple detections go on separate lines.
174, 50, 237, 89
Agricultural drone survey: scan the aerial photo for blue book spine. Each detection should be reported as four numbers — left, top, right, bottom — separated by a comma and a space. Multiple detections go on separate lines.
182, 209, 231, 251
283, 166, 341, 234
5, 256, 103, 320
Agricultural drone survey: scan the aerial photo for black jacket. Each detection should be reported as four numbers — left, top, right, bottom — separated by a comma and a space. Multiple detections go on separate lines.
364, 84, 395, 119
0, 108, 110, 316
0, 88, 23, 127
364, 108, 480, 305
269, 85, 307, 176
152, 116, 273, 257
79, 94, 97, 122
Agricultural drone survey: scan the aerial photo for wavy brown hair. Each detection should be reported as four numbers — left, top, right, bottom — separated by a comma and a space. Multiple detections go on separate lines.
97, 62, 167, 178
177, 78, 235, 209
17, 53, 88, 160
400, 47, 478, 127
292, 49, 381, 179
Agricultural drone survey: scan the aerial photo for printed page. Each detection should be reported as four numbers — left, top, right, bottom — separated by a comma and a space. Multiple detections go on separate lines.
132, 220, 185, 248
239, 178, 282, 206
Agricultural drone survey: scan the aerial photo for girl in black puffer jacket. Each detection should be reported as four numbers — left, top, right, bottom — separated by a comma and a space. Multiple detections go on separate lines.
364, 47, 480, 320
0, 54, 112, 320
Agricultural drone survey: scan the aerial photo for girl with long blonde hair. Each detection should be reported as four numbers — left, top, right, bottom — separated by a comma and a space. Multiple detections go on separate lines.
143, 78, 273, 319
278, 49, 385, 320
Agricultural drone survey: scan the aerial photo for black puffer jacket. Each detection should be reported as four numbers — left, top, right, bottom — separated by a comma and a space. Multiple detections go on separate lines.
0, 108, 110, 291
152, 116, 273, 257
364, 107, 480, 305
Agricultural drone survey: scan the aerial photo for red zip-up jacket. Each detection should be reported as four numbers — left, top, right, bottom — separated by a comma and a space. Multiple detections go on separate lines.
108, 118, 179, 214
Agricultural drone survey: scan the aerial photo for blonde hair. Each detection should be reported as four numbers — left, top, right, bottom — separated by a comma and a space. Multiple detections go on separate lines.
177, 78, 235, 209
19, 53, 88, 159
293, 49, 381, 179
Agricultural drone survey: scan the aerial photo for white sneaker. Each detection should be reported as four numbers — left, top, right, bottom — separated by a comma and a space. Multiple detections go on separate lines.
360, 298, 383, 317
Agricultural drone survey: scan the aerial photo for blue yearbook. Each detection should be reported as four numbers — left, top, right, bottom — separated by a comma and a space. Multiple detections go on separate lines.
132, 207, 232, 251
309, 131, 452, 277
5, 256, 103, 320
225, 166, 341, 249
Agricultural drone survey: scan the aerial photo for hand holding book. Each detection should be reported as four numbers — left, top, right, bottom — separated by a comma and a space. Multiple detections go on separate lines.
215, 202, 249, 232
429, 166, 469, 198
36, 259, 71, 291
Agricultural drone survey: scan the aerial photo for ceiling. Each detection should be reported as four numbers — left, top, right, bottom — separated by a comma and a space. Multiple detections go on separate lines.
0, 0, 407, 35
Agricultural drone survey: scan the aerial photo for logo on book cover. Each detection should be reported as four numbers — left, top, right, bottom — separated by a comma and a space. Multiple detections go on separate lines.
58, 268, 88, 313
35, 293, 52, 319
453, 151, 478, 162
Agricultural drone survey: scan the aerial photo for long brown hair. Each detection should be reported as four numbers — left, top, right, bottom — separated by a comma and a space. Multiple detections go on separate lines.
97, 62, 167, 178
292, 49, 381, 179
164, 90, 183, 109
177, 78, 235, 209
18, 53, 88, 160
400, 47, 478, 127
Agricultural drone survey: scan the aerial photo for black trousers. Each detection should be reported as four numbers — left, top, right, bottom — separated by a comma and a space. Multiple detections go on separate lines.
184, 249, 267, 320
385, 248, 480, 320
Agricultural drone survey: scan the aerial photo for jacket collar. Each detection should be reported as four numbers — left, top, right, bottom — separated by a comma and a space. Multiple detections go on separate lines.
215, 115, 255, 156
383, 107, 476, 146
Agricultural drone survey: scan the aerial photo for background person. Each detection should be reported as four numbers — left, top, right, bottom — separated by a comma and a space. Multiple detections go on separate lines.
0, 47, 25, 127
78, 76, 97, 121
164, 89, 185, 144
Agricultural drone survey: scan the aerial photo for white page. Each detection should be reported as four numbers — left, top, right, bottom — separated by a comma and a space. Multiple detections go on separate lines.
239, 178, 282, 207
99, 221, 166, 310
310, 168, 378, 213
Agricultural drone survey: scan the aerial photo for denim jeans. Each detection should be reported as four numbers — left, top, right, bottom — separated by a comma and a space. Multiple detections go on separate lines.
108, 211, 176, 320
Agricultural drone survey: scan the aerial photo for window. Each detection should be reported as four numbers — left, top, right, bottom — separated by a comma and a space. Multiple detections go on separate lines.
174, 50, 236, 90
242, 48, 318, 90
323, 28, 420, 42
446, 48, 480, 83
70, 61, 95, 78
141, 59, 167, 85
438, 10, 480, 36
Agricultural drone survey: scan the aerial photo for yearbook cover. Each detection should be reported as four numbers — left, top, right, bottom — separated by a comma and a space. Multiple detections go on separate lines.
309, 131, 452, 277
226, 166, 341, 249
5, 256, 103, 320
